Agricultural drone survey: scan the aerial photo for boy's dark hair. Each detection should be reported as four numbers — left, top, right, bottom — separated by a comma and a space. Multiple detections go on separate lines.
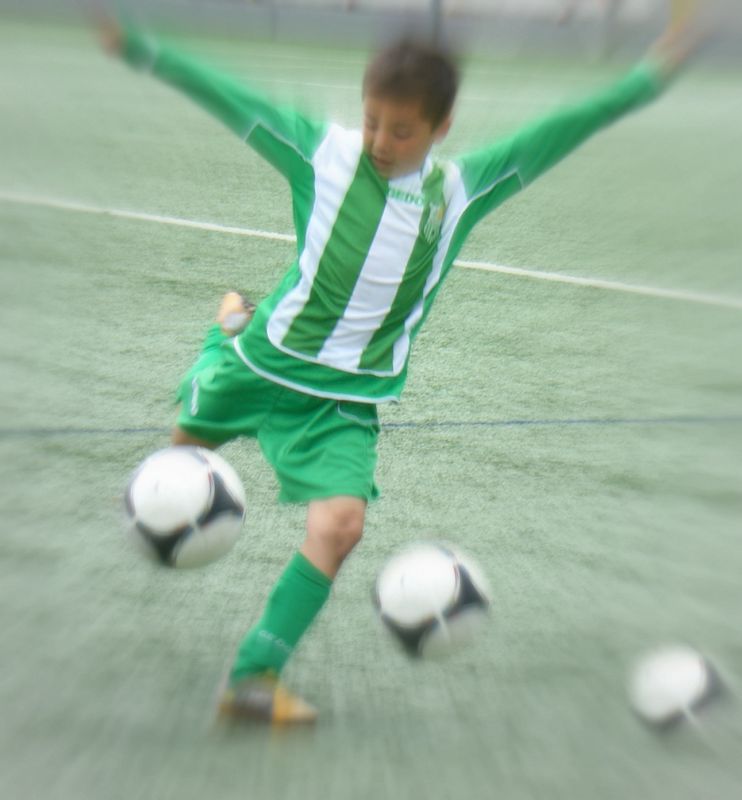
363, 37, 460, 128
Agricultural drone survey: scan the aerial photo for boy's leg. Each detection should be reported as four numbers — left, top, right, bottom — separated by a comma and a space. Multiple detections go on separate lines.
218, 390, 377, 723
171, 426, 219, 449
172, 292, 256, 446
229, 498, 365, 665
173, 293, 264, 448
232, 495, 365, 675
220, 496, 366, 724
302, 495, 367, 578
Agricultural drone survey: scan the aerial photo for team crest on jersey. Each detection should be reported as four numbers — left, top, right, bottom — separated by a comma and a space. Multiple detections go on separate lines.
422, 203, 445, 244
420, 164, 448, 245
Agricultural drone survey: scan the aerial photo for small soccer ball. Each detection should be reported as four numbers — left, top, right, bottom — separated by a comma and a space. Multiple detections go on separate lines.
373, 543, 491, 658
628, 644, 719, 728
124, 447, 246, 569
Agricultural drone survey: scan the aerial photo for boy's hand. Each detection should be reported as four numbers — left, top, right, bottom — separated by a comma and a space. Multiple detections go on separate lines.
92, 6, 124, 55
647, 0, 708, 81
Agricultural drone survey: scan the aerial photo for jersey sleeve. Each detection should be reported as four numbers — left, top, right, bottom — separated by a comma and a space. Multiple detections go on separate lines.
455, 62, 665, 224
121, 28, 327, 182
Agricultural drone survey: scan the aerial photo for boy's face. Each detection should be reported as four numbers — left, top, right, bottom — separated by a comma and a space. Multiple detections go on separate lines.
362, 94, 451, 179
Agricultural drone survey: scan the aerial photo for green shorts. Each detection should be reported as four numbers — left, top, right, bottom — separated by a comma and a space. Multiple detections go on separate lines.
175, 326, 380, 504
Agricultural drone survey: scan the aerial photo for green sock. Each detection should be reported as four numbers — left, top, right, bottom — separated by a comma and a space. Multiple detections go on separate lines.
230, 552, 332, 682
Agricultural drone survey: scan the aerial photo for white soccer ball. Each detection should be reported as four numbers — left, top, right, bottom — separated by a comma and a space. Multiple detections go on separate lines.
124, 447, 246, 569
374, 543, 491, 658
628, 645, 718, 727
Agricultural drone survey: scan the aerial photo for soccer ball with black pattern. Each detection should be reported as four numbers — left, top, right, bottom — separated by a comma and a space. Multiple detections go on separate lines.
374, 543, 491, 658
124, 447, 246, 569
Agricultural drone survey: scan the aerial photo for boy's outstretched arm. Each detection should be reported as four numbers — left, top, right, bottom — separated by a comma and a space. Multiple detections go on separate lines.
95, 14, 327, 182
647, 0, 707, 83
456, 9, 702, 220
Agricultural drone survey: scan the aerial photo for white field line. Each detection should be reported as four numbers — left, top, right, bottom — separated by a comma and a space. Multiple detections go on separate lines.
455, 259, 742, 310
0, 191, 296, 245
2, 189, 740, 312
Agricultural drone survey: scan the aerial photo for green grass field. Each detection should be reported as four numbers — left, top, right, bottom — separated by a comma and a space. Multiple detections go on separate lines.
1, 16, 741, 800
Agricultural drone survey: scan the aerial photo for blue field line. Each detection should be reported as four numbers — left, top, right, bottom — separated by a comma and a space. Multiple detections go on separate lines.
1, 415, 741, 440
384, 415, 742, 430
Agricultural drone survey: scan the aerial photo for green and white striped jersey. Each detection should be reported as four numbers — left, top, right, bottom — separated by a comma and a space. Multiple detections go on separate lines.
124, 30, 664, 404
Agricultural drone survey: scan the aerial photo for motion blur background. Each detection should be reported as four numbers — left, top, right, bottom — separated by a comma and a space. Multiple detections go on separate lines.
1, 2, 741, 799
4, 0, 742, 57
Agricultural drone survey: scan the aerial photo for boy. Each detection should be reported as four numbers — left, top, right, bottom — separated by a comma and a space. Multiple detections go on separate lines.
99, 10, 697, 724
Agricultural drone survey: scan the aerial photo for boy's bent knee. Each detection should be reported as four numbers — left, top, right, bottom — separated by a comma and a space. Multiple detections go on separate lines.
303, 496, 367, 577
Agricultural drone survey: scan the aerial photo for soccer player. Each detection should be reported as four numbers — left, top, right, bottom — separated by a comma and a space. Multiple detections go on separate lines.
98, 8, 699, 724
